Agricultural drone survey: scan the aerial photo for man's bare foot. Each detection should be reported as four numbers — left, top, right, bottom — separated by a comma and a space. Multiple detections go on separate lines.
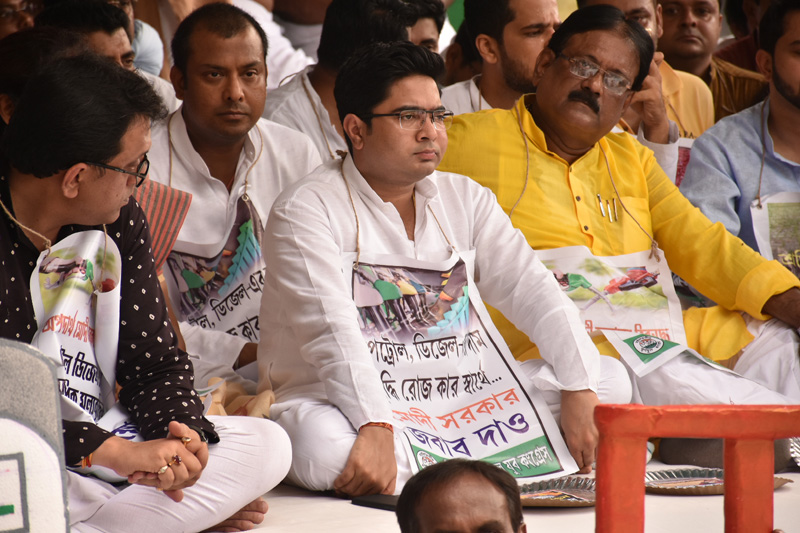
201, 498, 269, 532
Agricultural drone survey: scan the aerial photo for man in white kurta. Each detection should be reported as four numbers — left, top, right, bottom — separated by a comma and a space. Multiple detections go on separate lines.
148, 4, 321, 392
258, 41, 630, 497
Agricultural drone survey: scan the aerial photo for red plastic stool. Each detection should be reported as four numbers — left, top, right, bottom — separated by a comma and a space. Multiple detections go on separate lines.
594, 404, 800, 533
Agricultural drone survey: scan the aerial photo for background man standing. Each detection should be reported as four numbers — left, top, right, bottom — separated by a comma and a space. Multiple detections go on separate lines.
657, 0, 767, 120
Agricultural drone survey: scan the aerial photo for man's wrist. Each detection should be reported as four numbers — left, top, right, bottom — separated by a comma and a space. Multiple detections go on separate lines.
359, 422, 394, 434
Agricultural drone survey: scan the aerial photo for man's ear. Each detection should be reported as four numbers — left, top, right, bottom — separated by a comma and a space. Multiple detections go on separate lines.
0, 94, 14, 125
532, 47, 556, 86
475, 34, 501, 65
342, 114, 368, 151
170, 66, 186, 100
755, 49, 772, 80
655, 4, 664, 40
621, 89, 636, 114
62, 163, 90, 200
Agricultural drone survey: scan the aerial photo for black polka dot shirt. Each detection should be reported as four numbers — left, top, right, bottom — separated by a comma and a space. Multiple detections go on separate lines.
0, 178, 217, 466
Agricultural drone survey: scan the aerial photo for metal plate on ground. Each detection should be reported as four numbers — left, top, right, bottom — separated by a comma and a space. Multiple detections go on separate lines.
520, 476, 595, 507
644, 468, 792, 495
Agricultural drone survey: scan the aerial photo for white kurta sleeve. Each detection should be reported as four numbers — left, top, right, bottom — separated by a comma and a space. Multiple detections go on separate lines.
263, 186, 393, 429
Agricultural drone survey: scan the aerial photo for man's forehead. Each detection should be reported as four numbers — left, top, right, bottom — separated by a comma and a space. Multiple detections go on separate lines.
509, 0, 560, 19
560, 30, 638, 72
186, 25, 265, 65
378, 75, 441, 107
660, 0, 717, 8
585, 0, 656, 14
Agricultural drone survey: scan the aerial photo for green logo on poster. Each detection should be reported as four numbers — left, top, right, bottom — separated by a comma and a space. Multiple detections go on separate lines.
624, 334, 677, 363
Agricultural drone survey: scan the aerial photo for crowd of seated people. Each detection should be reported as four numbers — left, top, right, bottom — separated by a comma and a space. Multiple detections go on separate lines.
1, 0, 799, 531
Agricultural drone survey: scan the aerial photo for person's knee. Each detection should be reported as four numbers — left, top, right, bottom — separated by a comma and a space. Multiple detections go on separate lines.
598, 355, 632, 404
214, 416, 293, 493
276, 411, 356, 491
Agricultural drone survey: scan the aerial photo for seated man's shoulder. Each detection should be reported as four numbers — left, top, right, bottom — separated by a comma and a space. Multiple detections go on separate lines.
263, 71, 306, 121
256, 117, 319, 156
673, 69, 714, 101
449, 107, 517, 143
440, 79, 473, 111
138, 71, 180, 113
713, 56, 766, 82
697, 103, 762, 146
271, 158, 346, 208
604, 128, 652, 156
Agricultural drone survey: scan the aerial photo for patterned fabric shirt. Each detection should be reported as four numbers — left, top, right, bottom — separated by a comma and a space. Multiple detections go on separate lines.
0, 176, 216, 466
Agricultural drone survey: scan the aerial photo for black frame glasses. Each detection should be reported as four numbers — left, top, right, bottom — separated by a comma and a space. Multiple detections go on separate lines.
86, 154, 150, 187
362, 109, 455, 131
558, 54, 632, 96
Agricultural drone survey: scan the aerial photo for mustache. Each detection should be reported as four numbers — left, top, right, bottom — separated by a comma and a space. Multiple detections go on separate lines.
567, 90, 600, 114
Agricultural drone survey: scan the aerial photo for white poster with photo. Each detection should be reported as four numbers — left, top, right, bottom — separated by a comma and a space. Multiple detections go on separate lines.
30, 231, 122, 426
751, 192, 800, 278
534, 245, 687, 347
347, 251, 577, 482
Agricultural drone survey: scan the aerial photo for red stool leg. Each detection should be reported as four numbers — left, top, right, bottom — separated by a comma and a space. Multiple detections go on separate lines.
724, 438, 775, 533
596, 433, 649, 533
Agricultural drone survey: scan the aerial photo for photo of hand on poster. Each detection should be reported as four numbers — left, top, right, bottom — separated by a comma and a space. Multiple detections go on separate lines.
536, 246, 686, 347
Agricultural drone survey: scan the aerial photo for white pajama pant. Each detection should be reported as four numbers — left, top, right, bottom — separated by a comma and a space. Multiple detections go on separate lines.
630, 317, 800, 405
274, 355, 631, 493
69, 416, 291, 533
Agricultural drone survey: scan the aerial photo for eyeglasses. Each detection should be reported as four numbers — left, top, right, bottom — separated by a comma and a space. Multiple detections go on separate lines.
558, 55, 632, 96
86, 154, 150, 187
362, 109, 454, 131
0, 1, 41, 20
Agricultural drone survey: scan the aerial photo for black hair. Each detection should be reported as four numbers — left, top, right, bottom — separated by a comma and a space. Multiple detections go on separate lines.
548, 4, 654, 91
463, 0, 514, 44
453, 16, 482, 65
395, 459, 523, 533
0, 26, 87, 104
171, 2, 269, 75
405, 0, 447, 33
335, 40, 445, 151
724, 0, 749, 38
316, 0, 411, 71
1, 54, 167, 178
36, 0, 132, 41
759, 0, 800, 56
